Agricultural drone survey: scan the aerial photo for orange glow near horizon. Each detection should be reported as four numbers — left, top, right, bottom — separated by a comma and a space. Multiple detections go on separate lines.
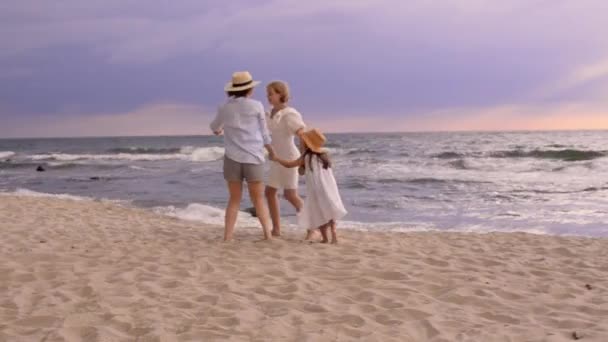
317, 108, 608, 133
2, 103, 607, 138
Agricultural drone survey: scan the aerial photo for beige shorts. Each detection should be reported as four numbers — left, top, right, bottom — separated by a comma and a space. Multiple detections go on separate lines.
223, 156, 264, 182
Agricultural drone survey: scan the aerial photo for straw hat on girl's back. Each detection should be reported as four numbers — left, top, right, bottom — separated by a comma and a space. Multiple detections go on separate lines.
224, 71, 261, 91
301, 128, 327, 153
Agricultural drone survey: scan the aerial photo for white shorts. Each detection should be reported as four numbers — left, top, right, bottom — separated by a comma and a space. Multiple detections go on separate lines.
267, 161, 299, 190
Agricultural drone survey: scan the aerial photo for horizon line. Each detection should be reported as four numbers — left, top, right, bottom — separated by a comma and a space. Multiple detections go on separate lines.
1, 128, 608, 140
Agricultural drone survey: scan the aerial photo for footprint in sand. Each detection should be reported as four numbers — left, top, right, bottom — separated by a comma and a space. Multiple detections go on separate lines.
259, 301, 290, 317
378, 297, 404, 309
353, 291, 375, 303
301, 303, 328, 313
334, 314, 366, 328
374, 314, 403, 326
196, 294, 219, 305
375, 271, 408, 281
479, 312, 520, 325
424, 258, 450, 267
215, 316, 240, 328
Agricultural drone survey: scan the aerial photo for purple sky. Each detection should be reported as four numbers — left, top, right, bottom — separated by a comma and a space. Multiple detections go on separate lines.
1, 0, 608, 137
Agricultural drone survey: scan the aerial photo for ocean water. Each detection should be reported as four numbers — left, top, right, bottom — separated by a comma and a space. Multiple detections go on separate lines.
1, 131, 607, 237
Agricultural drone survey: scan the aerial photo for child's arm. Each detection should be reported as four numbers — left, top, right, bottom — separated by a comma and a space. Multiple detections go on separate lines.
272, 155, 304, 169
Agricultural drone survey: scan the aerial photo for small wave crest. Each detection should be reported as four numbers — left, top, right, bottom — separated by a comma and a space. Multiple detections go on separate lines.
153, 203, 442, 233
433, 152, 464, 159
0, 151, 15, 159
375, 177, 490, 185
186, 146, 224, 162
108, 147, 181, 154
325, 147, 376, 156
3, 188, 91, 201
346, 148, 377, 155
448, 159, 470, 170
154, 203, 259, 227
491, 149, 606, 161
342, 178, 372, 190
431, 149, 606, 162
27, 146, 224, 163
0, 160, 122, 170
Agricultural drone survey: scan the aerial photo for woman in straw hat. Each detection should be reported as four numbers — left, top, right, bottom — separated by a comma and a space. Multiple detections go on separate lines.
264, 80, 306, 237
271, 128, 347, 244
210, 71, 275, 241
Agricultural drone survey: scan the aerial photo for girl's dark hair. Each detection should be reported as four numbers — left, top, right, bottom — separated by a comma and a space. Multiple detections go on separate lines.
227, 88, 252, 98
303, 148, 331, 172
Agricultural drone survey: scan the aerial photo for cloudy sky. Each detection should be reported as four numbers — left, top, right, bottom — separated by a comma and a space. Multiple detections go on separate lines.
1, 0, 608, 137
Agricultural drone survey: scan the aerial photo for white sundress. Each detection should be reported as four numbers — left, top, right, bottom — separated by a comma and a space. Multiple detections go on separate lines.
298, 154, 348, 230
266, 107, 306, 190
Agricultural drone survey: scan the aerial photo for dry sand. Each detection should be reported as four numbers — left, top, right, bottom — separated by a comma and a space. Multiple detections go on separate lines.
1, 195, 607, 341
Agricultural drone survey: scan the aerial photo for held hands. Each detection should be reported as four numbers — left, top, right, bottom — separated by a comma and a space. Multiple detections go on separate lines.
269, 151, 278, 162
213, 129, 224, 136
267, 146, 277, 161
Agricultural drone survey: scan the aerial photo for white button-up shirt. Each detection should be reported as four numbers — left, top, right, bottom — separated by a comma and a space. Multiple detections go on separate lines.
210, 97, 272, 164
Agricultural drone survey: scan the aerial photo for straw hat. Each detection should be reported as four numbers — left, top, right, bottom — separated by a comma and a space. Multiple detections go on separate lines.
301, 128, 327, 153
224, 71, 261, 92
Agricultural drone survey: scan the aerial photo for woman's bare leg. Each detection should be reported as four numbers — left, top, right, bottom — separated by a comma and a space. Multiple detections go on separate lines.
283, 189, 303, 213
224, 181, 243, 241
265, 186, 281, 236
248, 181, 272, 240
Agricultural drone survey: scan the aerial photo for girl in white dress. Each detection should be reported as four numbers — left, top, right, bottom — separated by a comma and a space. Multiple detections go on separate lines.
271, 128, 347, 244
265, 81, 306, 237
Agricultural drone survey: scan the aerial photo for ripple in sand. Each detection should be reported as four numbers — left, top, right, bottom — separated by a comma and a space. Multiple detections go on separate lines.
15, 315, 58, 327
374, 314, 403, 326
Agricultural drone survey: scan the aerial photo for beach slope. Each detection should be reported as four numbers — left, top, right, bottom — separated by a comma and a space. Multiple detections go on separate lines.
1, 196, 607, 341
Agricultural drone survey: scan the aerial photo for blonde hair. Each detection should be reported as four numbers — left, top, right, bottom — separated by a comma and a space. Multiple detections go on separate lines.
266, 81, 290, 103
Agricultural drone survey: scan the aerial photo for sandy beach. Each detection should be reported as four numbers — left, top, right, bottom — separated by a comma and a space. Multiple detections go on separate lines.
1, 195, 607, 341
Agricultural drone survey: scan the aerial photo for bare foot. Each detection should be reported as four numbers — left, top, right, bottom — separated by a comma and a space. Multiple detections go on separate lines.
271, 229, 281, 237
321, 239, 329, 244
320, 225, 329, 242
304, 229, 316, 240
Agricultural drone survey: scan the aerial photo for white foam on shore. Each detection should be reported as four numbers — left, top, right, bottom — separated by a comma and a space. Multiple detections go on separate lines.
5, 188, 91, 201
28, 146, 224, 163
338, 220, 436, 232
1, 188, 131, 206
154, 203, 261, 228
180, 146, 224, 162
152, 203, 445, 233
154, 205, 552, 236
0, 191, 555, 236
0, 151, 15, 159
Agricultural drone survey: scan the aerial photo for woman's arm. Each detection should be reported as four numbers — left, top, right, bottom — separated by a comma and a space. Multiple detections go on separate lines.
272, 155, 304, 169
209, 107, 224, 135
